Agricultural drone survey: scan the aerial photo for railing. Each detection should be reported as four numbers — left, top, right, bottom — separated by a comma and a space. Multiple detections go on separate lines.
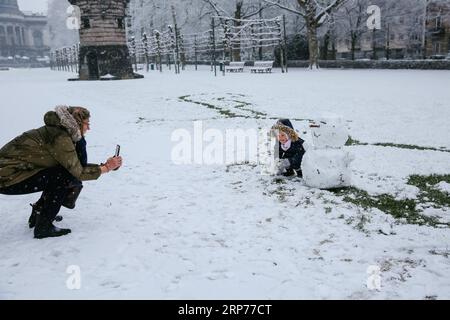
50, 44, 79, 72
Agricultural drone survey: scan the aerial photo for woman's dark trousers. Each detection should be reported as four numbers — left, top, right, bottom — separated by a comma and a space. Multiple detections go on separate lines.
0, 166, 78, 238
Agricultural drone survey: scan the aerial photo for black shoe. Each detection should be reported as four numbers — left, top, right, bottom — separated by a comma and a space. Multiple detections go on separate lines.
34, 215, 71, 239
29, 203, 63, 228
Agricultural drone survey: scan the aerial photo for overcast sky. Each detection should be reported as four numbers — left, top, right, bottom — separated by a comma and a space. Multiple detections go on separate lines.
17, 0, 49, 14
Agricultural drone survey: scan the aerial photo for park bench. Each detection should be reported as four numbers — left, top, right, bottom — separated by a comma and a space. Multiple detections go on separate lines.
225, 61, 245, 73
250, 61, 274, 73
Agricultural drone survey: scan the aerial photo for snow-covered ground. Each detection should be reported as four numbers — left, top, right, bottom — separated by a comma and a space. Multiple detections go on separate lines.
0, 67, 449, 299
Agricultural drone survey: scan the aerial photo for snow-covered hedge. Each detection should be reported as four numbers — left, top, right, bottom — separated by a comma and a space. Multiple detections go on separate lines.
286, 60, 450, 70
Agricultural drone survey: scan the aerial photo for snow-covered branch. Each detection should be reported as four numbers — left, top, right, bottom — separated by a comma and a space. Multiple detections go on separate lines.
242, 2, 276, 19
315, 0, 347, 23
263, 0, 306, 17
200, 0, 230, 18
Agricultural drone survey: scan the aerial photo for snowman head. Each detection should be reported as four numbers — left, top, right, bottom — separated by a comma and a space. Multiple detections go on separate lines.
309, 115, 349, 149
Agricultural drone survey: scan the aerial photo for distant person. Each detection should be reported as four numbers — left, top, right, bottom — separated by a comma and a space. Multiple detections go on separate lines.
0, 106, 123, 239
272, 119, 306, 177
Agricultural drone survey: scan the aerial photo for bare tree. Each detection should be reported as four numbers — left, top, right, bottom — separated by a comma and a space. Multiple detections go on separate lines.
334, 0, 369, 60
264, 0, 347, 68
129, 0, 209, 37
200, 0, 273, 61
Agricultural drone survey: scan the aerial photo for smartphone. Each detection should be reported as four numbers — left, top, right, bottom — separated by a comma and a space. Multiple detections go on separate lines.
114, 145, 121, 171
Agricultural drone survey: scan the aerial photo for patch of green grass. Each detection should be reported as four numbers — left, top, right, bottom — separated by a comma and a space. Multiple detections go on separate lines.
180, 94, 319, 123
329, 174, 450, 228
346, 136, 450, 153
273, 178, 286, 185
180, 94, 310, 121
408, 174, 450, 208
373, 143, 450, 153
231, 100, 252, 106
429, 249, 449, 258
233, 100, 267, 118
270, 185, 296, 203
345, 136, 368, 146
179, 95, 244, 118
332, 187, 422, 223
225, 162, 257, 173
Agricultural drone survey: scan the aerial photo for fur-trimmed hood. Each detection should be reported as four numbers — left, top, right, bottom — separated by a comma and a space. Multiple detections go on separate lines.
44, 106, 82, 142
271, 120, 300, 142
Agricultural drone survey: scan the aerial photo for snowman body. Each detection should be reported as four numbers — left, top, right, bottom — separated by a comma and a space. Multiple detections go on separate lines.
301, 116, 353, 189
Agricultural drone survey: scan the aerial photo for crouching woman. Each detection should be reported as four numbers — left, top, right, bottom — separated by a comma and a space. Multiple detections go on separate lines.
0, 106, 122, 239
272, 119, 306, 177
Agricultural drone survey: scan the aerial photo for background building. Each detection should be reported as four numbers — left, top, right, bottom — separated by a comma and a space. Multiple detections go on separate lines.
425, 0, 450, 57
0, 0, 50, 64
335, 0, 427, 60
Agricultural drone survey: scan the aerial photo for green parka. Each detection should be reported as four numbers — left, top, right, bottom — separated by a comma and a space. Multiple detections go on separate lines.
0, 109, 101, 189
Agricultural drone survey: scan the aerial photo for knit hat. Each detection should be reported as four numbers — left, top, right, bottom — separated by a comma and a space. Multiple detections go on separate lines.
278, 119, 294, 129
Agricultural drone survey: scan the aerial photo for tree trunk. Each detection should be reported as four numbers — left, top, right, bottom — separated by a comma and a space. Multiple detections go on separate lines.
306, 22, 319, 69
329, 28, 336, 60
322, 31, 330, 60
351, 34, 356, 60
330, 39, 336, 60
385, 24, 390, 60
258, 5, 263, 60
233, 3, 242, 62
372, 29, 378, 60
232, 20, 241, 61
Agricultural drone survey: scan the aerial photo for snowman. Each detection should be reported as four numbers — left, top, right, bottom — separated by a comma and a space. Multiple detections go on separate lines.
301, 114, 354, 189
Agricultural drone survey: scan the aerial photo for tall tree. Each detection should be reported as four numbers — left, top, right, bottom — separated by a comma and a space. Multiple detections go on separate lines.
334, 0, 369, 60
129, 0, 209, 36
265, 0, 347, 68
200, 0, 273, 61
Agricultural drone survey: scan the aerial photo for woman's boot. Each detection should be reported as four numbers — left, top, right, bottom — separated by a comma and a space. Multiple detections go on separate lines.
34, 213, 71, 239
28, 200, 43, 229
29, 202, 63, 229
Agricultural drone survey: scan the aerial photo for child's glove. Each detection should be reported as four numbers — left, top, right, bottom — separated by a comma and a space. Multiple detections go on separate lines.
276, 159, 291, 175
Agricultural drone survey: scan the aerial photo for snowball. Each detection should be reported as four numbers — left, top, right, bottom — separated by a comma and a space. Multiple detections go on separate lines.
302, 148, 353, 189
309, 115, 349, 149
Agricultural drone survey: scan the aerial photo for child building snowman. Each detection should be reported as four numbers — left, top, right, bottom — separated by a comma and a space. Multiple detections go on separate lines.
271, 119, 306, 177
272, 116, 353, 189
